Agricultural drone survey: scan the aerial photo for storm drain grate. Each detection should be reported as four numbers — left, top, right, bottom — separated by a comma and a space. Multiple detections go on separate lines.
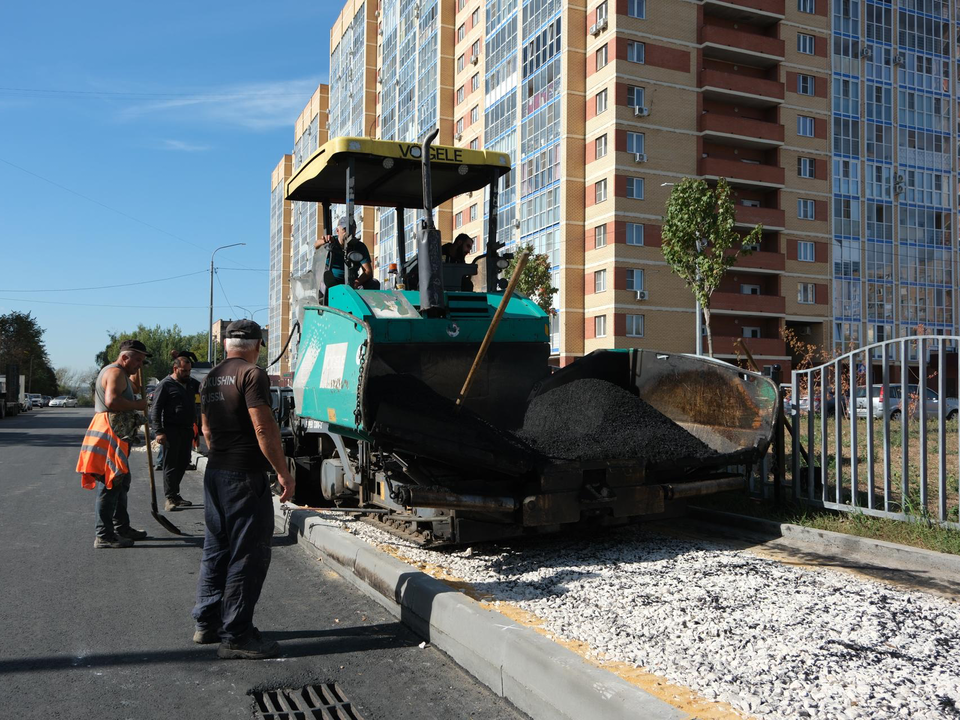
252, 683, 365, 720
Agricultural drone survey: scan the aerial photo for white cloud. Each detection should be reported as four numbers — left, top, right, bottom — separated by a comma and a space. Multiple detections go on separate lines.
158, 139, 211, 152
120, 78, 323, 131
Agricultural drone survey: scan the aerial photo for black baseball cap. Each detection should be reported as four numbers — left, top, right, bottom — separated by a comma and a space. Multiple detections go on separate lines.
224, 319, 266, 347
119, 339, 152, 357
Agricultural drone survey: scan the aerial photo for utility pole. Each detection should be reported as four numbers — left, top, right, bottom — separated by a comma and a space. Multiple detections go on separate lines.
208, 243, 245, 363
28, 356, 33, 393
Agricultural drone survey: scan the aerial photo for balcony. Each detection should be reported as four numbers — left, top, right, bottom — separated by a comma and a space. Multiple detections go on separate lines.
701, 0, 785, 26
700, 25, 784, 67
735, 249, 785, 272
700, 157, 785, 187
700, 113, 783, 149
735, 205, 784, 229
713, 335, 787, 357
700, 69, 784, 107
712, 291, 786, 315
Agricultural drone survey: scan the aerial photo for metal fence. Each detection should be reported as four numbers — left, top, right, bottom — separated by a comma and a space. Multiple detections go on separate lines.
779, 335, 959, 530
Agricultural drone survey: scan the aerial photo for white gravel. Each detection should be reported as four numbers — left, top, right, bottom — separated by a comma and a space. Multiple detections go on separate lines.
321, 514, 960, 720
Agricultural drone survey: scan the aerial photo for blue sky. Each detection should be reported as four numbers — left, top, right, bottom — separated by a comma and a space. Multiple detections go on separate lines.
0, 1, 342, 372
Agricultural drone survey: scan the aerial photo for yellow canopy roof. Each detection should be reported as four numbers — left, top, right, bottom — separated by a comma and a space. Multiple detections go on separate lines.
285, 136, 511, 207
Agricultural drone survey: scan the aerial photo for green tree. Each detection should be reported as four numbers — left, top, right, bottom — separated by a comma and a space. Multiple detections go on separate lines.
661, 178, 763, 357
0, 311, 59, 395
95, 325, 209, 380
503, 243, 559, 314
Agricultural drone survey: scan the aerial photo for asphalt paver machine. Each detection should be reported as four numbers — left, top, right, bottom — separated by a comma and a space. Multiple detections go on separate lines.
282, 131, 780, 545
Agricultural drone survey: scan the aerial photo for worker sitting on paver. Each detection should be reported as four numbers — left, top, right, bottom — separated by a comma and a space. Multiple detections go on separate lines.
314, 216, 378, 298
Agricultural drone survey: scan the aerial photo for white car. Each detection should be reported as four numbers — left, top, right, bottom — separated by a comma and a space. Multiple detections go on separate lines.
50, 395, 78, 407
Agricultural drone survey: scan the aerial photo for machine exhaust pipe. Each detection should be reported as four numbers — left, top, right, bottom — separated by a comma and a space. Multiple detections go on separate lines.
662, 476, 745, 500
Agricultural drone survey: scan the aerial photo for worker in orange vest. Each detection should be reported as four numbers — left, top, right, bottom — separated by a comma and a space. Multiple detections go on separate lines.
77, 339, 151, 549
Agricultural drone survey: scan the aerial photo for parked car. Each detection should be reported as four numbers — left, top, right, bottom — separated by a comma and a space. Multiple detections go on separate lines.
855, 384, 959, 420
63, 396, 79, 408
27, 393, 44, 408
41, 395, 52, 407
20, 396, 32, 411
50, 395, 78, 408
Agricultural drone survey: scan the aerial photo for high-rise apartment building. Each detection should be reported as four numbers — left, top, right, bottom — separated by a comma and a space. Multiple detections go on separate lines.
290, 85, 330, 280
268, 153, 294, 379
277, 0, 960, 375
830, 0, 956, 357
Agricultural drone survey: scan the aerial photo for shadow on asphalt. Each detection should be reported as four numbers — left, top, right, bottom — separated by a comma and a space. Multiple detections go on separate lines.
0, 622, 419, 674
0, 431, 84, 447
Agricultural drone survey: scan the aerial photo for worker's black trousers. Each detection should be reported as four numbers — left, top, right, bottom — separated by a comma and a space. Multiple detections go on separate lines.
191, 467, 273, 642
161, 426, 192, 500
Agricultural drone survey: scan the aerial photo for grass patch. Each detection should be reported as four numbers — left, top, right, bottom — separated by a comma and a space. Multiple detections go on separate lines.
693, 490, 960, 557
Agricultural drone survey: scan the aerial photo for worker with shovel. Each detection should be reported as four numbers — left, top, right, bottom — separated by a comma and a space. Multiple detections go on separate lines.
77, 339, 152, 549
150, 353, 200, 511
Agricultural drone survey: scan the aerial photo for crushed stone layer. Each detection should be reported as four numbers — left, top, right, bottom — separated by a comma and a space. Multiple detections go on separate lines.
309, 511, 960, 720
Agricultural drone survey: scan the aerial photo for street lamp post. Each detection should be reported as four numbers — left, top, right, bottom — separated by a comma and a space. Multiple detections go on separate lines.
208, 243, 246, 363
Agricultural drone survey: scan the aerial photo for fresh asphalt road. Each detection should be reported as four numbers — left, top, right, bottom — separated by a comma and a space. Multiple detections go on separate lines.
0, 408, 527, 720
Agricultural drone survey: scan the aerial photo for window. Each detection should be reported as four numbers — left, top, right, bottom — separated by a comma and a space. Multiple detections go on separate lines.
457, 86, 464, 104
455, 212, 463, 228
626, 314, 644, 337
594, 269, 607, 293
797, 74, 814, 95
626, 132, 644, 155
741, 284, 761, 295
471, 73, 480, 92
595, 315, 607, 337
626, 177, 644, 199
469, 204, 478, 222
798, 240, 815, 262
595, 134, 608, 158
472, 40, 480, 57
596, 44, 608, 70
798, 283, 816, 304
470, 106, 479, 123
469, 138, 479, 150
797, 115, 815, 137
798, 0, 815, 13
797, 33, 815, 55
471, 8, 479, 26
798, 157, 815, 178
627, 0, 646, 18
626, 268, 644, 291
457, 54, 465, 72
627, 41, 645, 64
627, 86, 645, 108
743, 326, 761, 338
458, 0, 465, 10
595, 179, 608, 203
595, 88, 608, 114
457, 24, 465, 42
798, 199, 815, 219
595, 224, 607, 248
597, 1, 608, 23
626, 223, 644, 245
456, 118, 464, 134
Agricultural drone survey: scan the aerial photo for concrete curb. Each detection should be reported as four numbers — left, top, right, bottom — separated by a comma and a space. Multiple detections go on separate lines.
275, 500, 686, 720
688, 506, 960, 585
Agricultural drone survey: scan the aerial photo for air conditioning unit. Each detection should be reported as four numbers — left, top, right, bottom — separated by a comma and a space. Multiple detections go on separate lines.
635, 290, 648, 301
634, 153, 647, 163
590, 23, 600, 36
743, 242, 760, 252
894, 182, 905, 195
893, 53, 905, 66
896, 173, 905, 183
514, 219, 521, 229
634, 106, 649, 117
471, 55, 479, 65
859, 46, 873, 59
455, 132, 463, 141
598, 18, 608, 31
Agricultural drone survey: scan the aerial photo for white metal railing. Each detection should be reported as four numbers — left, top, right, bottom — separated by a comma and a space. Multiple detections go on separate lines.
784, 335, 959, 529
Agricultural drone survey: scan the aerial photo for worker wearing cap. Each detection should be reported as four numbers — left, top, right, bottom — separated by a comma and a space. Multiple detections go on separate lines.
84, 339, 152, 549
314, 216, 374, 293
150, 353, 201, 511
192, 319, 295, 659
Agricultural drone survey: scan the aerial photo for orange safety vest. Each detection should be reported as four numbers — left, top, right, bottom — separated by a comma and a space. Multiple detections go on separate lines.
76, 412, 131, 490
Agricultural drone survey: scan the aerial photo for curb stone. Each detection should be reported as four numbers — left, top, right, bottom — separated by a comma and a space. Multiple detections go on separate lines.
687, 506, 960, 589
274, 500, 688, 720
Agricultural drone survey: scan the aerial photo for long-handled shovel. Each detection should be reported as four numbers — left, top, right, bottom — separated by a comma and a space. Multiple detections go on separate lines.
138, 369, 182, 535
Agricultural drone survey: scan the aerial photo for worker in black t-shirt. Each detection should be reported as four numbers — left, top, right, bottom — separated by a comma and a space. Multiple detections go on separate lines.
191, 320, 294, 660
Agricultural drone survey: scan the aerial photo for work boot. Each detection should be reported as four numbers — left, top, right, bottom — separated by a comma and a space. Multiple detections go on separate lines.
94, 536, 134, 549
193, 625, 221, 644
217, 628, 280, 660
116, 526, 148, 540
173, 495, 193, 507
